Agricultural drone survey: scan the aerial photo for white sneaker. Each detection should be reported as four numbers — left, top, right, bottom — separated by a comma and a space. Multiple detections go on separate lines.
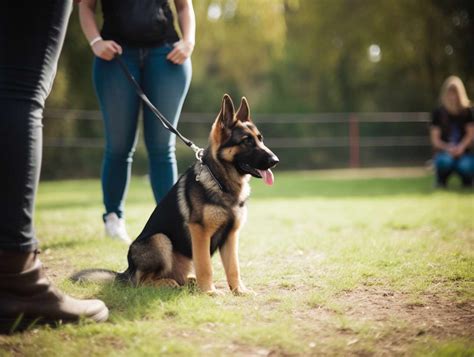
104, 213, 132, 244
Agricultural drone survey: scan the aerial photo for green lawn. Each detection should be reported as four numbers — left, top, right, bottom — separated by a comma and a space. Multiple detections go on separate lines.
1, 169, 473, 356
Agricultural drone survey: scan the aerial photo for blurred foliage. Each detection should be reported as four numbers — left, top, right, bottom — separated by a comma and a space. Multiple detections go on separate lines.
42, 0, 473, 177
264, 0, 474, 112
47, 0, 474, 112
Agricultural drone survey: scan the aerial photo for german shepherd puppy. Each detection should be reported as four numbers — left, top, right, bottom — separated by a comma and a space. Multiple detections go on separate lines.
73, 94, 279, 295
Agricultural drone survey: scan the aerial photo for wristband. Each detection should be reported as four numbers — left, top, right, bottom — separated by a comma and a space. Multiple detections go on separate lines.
89, 36, 102, 47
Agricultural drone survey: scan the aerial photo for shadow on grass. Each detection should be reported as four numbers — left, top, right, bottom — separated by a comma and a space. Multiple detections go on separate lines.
37, 194, 154, 211
93, 282, 193, 322
37, 201, 100, 211
42, 239, 92, 251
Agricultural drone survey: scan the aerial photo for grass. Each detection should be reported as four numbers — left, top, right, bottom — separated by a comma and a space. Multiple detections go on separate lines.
0, 168, 473, 356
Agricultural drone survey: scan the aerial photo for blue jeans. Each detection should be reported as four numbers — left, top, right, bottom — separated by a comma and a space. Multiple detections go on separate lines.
434, 152, 474, 186
93, 45, 192, 218
0, 0, 72, 251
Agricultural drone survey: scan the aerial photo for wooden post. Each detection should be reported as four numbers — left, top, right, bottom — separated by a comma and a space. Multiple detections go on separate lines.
349, 114, 360, 168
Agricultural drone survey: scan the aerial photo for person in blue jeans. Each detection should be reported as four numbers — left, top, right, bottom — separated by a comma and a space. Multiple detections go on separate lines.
79, 0, 195, 242
430, 76, 474, 188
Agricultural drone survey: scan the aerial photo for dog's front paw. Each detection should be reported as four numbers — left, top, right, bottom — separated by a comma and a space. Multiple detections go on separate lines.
199, 284, 225, 296
231, 284, 256, 296
205, 288, 225, 296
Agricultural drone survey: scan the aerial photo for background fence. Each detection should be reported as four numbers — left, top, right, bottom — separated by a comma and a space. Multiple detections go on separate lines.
42, 109, 432, 179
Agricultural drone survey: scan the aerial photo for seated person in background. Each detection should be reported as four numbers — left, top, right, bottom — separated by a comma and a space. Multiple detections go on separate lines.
430, 76, 474, 188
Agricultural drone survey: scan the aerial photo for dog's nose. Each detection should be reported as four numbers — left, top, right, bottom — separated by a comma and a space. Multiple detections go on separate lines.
268, 154, 279, 167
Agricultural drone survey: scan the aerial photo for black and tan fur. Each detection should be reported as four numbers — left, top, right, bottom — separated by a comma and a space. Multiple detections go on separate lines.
72, 94, 279, 295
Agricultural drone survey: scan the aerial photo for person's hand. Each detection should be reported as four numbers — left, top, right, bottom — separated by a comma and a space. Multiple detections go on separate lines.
166, 40, 194, 64
92, 40, 122, 61
448, 145, 464, 158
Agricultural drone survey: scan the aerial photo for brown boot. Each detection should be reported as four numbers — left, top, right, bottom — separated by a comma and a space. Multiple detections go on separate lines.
0, 250, 109, 333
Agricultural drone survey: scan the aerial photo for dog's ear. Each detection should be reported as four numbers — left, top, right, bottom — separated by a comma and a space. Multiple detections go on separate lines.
211, 94, 236, 146
217, 94, 236, 128
236, 97, 251, 122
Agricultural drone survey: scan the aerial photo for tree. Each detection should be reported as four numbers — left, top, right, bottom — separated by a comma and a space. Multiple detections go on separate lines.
264, 0, 474, 112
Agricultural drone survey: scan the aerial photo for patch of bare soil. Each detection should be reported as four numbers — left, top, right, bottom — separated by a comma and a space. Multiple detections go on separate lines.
339, 288, 472, 353
296, 287, 473, 356
341, 288, 472, 336
226, 343, 296, 357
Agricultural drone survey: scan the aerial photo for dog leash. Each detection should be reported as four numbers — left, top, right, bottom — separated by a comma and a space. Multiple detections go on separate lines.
114, 54, 226, 192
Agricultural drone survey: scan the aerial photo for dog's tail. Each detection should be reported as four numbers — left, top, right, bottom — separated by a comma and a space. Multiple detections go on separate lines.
70, 268, 128, 284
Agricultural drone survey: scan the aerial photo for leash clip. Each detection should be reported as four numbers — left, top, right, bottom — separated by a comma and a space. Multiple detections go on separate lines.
193, 146, 204, 163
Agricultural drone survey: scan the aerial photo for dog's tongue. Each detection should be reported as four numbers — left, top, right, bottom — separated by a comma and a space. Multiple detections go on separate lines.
257, 169, 274, 186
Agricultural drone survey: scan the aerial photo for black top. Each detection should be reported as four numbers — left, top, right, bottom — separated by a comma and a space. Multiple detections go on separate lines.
431, 107, 474, 151
100, 0, 180, 47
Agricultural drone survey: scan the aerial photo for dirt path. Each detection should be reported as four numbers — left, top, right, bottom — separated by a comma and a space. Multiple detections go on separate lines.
293, 287, 473, 356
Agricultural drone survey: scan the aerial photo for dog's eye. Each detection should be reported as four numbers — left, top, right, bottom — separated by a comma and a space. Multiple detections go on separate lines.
257, 134, 263, 142
241, 136, 254, 145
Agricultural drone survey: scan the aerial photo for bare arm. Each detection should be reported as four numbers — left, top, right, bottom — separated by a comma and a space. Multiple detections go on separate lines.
78, 0, 100, 42
175, 0, 195, 45
78, 0, 122, 61
167, 0, 195, 64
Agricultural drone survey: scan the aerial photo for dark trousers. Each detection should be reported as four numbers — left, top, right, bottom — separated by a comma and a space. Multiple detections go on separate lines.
0, 1, 72, 251
94, 46, 191, 218
434, 151, 474, 186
